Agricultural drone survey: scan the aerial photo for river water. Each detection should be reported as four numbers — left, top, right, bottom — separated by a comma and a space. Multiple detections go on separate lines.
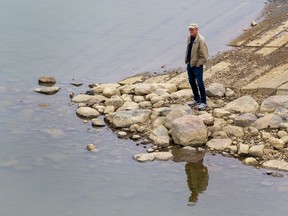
0, 0, 287, 216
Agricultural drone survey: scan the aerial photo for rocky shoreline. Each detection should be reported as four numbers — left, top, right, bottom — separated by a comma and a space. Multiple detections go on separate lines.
34, 0, 288, 172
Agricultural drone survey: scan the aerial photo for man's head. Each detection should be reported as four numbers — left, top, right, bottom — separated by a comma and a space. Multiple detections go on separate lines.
188, 23, 198, 37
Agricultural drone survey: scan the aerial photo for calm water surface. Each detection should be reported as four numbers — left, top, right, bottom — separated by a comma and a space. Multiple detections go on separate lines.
0, 0, 287, 216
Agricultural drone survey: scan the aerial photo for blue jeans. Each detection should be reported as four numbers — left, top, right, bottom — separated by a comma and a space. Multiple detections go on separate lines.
187, 64, 206, 104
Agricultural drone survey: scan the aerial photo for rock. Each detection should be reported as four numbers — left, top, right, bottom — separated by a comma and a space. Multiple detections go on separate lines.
281, 136, 288, 144
273, 107, 288, 120
223, 125, 244, 137
149, 125, 170, 147
225, 88, 235, 97
206, 83, 226, 97
260, 95, 288, 113
117, 131, 127, 138
76, 107, 100, 119
150, 95, 163, 104
152, 117, 166, 128
198, 113, 214, 126
170, 115, 208, 146
246, 127, 259, 137
134, 83, 154, 95
104, 95, 124, 109
250, 21, 257, 27
212, 131, 228, 139
92, 83, 120, 94
169, 89, 193, 100
120, 94, 133, 102
86, 144, 96, 151
224, 95, 259, 113
213, 108, 231, 118
164, 109, 188, 129
102, 86, 120, 98
133, 152, 173, 162
133, 95, 145, 103
117, 101, 139, 111
139, 101, 152, 109
243, 157, 258, 165
262, 160, 288, 171
234, 113, 257, 127
72, 94, 107, 103
152, 89, 171, 99
38, 76, 56, 85
206, 138, 232, 151
238, 144, 249, 155
104, 106, 115, 114
277, 130, 288, 138
91, 118, 106, 127
105, 109, 151, 128
131, 135, 141, 140
249, 145, 264, 158
251, 114, 283, 130
152, 83, 177, 93
152, 100, 165, 108
261, 131, 273, 140
118, 84, 135, 94
34, 87, 61, 95
269, 138, 284, 150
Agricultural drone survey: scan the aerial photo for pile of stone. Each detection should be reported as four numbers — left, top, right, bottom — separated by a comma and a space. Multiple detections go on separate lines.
71, 81, 288, 171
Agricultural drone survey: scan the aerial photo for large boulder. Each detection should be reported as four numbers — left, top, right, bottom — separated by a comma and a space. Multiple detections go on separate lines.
134, 83, 154, 95
72, 94, 107, 103
164, 109, 188, 129
92, 83, 120, 94
223, 125, 244, 137
152, 83, 177, 93
102, 86, 120, 98
105, 109, 151, 128
149, 125, 170, 147
249, 145, 264, 158
117, 101, 139, 111
104, 95, 124, 109
169, 89, 193, 100
170, 115, 208, 146
260, 95, 288, 113
224, 95, 259, 113
251, 114, 283, 130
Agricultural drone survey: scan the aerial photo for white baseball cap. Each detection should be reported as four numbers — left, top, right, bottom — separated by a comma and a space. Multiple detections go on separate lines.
188, 23, 198, 29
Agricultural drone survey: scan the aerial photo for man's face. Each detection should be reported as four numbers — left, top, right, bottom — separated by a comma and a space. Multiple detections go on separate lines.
189, 28, 198, 37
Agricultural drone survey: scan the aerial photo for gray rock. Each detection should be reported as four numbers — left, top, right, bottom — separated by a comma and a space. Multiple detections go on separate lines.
149, 125, 170, 147
224, 95, 259, 113
105, 109, 151, 128
104, 95, 124, 109
170, 115, 208, 146
118, 84, 135, 94
273, 107, 288, 120
260, 95, 288, 113
206, 83, 226, 97
234, 113, 257, 127
249, 145, 264, 158
225, 88, 235, 97
34, 87, 61, 95
245, 127, 259, 137
38, 76, 56, 85
262, 160, 288, 171
133, 152, 173, 162
76, 107, 100, 119
251, 114, 283, 130
206, 138, 232, 151
91, 118, 106, 127
139, 101, 152, 109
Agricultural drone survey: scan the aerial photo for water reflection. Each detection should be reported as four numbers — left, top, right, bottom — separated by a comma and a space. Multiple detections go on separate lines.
185, 160, 209, 205
172, 147, 209, 206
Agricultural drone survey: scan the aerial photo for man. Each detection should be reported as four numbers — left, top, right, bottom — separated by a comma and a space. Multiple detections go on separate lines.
185, 23, 209, 110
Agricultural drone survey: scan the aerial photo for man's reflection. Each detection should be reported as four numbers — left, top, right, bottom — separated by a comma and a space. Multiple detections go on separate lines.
185, 159, 209, 205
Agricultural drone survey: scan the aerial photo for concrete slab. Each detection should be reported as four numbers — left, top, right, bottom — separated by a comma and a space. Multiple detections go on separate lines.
229, 29, 265, 47
242, 64, 288, 93
277, 82, 288, 95
204, 61, 231, 80
266, 31, 288, 47
255, 47, 278, 56
246, 20, 288, 47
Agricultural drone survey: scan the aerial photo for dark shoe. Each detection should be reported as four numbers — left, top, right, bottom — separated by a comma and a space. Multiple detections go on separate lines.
188, 100, 200, 107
